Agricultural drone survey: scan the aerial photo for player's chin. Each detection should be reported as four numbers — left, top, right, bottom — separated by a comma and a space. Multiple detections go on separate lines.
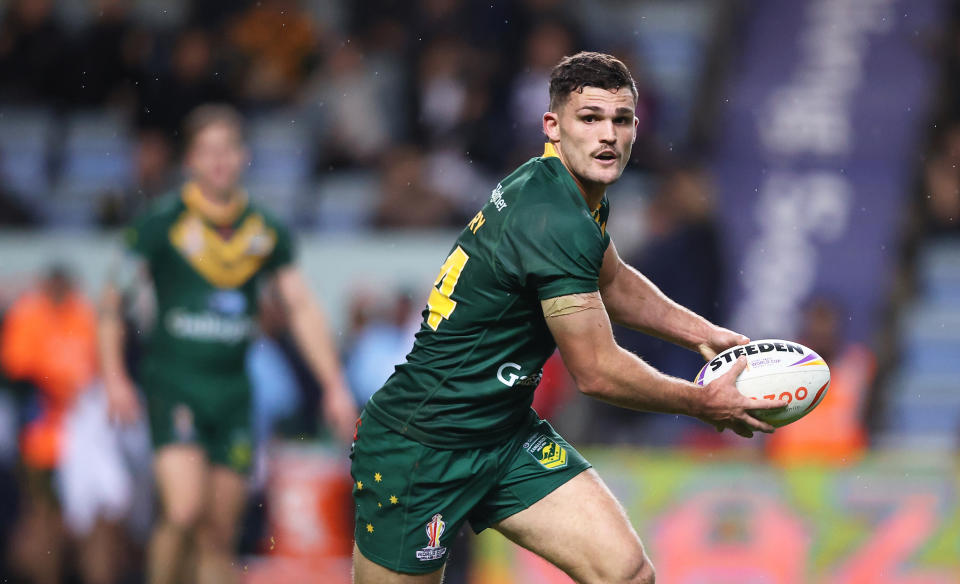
587, 166, 624, 186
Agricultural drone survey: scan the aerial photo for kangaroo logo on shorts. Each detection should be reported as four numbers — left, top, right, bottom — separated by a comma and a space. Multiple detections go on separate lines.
523, 433, 568, 470
415, 514, 447, 561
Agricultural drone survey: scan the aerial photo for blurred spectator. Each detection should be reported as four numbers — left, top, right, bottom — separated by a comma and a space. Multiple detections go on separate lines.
0, 174, 37, 226
136, 28, 229, 132
0, 266, 99, 584
415, 36, 471, 146
59, 382, 152, 584
585, 166, 725, 446
344, 287, 419, 406
766, 297, 875, 466
67, 0, 147, 107
303, 42, 393, 169
620, 166, 724, 378
506, 20, 577, 163
99, 129, 178, 225
922, 125, 960, 238
0, 0, 68, 103
227, 0, 321, 103
373, 145, 461, 228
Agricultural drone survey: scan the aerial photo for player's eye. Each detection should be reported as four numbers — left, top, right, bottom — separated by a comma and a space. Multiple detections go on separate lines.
582, 115, 597, 123
614, 117, 630, 125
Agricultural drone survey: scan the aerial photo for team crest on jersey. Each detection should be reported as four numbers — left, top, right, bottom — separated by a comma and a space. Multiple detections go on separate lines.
415, 514, 448, 561
523, 433, 568, 470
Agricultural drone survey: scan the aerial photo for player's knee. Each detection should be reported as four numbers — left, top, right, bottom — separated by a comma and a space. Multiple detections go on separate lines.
599, 547, 654, 584
162, 502, 203, 532
625, 551, 655, 584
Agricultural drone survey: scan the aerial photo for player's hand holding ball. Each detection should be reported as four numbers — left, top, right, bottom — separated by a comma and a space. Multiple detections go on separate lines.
694, 338, 831, 434
696, 357, 787, 438
696, 325, 750, 361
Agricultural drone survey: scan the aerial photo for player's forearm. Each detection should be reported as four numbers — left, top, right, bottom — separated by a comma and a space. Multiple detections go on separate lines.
579, 345, 700, 416
601, 262, 713, 352
288, 301, 350, 394
97, 286, 132, 386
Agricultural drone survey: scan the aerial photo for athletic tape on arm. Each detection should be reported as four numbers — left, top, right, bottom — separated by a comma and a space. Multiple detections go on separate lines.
541, 292, 604, 318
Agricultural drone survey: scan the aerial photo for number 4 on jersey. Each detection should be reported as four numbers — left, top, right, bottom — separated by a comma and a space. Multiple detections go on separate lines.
427, 246, 469, 330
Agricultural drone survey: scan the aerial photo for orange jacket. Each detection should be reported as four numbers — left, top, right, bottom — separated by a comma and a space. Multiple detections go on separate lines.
1, 289, 98, 468
766, 344, 875, 466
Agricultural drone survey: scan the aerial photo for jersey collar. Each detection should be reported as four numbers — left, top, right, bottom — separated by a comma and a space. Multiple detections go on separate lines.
181, 181, 248, 226
541, 143, 604, 213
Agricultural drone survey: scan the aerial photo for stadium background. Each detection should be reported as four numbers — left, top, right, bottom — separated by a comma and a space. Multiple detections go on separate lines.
0, 0, 958, 582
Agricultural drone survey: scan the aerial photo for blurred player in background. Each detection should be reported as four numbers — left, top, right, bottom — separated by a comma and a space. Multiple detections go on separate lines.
350, 52, 787, 584
97, 104, 358, 584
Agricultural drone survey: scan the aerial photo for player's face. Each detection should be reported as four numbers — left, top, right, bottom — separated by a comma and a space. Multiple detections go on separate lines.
185, 122, 248, 195
543, 87, 638, 195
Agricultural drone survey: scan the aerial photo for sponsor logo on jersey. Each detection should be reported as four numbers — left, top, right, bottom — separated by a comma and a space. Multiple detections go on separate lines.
415, 514, 448, 561
497, 362, 543, 388
523, 433, 568, 470
208, 290, 247, 315
708, 341, 805, 372
490, 184, 507, 211
165, 309, 253, 343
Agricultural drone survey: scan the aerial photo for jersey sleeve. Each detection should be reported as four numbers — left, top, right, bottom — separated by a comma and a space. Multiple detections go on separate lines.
123, 205, 168, 263
499, 202, 607, 300
264, 218, 296, 272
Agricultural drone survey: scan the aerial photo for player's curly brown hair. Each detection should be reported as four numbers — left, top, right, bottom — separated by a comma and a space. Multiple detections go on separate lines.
548, 52, 637, 111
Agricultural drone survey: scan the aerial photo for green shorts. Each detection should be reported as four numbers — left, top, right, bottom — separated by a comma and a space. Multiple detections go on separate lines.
141, 364, 254, 475
350, 408, 591, 574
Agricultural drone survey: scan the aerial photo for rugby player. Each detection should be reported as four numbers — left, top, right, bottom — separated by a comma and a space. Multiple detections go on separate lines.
350, 52, 787, 584
98, 104, 358, 584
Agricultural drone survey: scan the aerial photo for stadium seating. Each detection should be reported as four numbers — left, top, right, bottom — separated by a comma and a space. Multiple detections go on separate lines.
878, 238, 960, 451
0, 106, 54, 204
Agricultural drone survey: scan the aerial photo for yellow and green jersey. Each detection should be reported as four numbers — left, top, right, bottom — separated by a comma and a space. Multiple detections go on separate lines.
364, 145, 611, 448
124, 183, 294, 380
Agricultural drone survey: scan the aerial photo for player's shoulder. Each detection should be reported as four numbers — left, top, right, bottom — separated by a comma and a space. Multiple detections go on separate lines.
132, 191, 185, 225
498, 158, 593, 230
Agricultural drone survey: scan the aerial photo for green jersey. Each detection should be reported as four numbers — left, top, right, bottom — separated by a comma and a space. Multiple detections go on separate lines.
365, 145, 611, 448
124, 183, 294, 378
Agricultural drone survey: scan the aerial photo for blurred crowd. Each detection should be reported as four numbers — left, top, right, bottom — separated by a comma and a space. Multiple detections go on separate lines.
0, 0, 669, 230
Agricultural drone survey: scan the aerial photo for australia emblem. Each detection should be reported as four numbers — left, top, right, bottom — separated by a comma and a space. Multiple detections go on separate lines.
415, 514, 448, 561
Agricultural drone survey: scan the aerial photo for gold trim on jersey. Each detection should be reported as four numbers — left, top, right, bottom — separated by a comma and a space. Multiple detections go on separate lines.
181, 182, 248, 226
169, 210, 277, 288
542, 143, 607, 232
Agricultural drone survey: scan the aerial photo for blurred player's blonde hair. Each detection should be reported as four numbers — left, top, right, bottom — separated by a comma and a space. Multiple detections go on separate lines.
182, 103, 246, 149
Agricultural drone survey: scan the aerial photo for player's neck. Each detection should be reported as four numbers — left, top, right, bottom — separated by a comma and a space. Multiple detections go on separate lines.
182, 180, 247, 225
553, 146, 606, 210
195, 180, 237, 205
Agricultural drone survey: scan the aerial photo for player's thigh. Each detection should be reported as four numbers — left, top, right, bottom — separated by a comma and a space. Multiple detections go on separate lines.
201, 466, 247, 545
492, 468, 654, 584
153, 444, 209, 528
353, 544, 444, 584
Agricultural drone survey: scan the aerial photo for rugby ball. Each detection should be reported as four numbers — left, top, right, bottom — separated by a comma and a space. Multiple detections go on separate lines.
694, 339, 830, 427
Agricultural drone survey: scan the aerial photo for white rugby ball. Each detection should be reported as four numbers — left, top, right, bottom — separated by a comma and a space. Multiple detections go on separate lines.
694, 339, 830, 427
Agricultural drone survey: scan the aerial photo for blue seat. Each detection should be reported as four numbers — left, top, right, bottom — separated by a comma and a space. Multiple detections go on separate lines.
0, 106, 54, 199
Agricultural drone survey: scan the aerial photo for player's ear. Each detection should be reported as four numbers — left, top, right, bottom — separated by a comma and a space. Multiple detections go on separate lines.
632, 116, 639, 144
543, 111, 561, 142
